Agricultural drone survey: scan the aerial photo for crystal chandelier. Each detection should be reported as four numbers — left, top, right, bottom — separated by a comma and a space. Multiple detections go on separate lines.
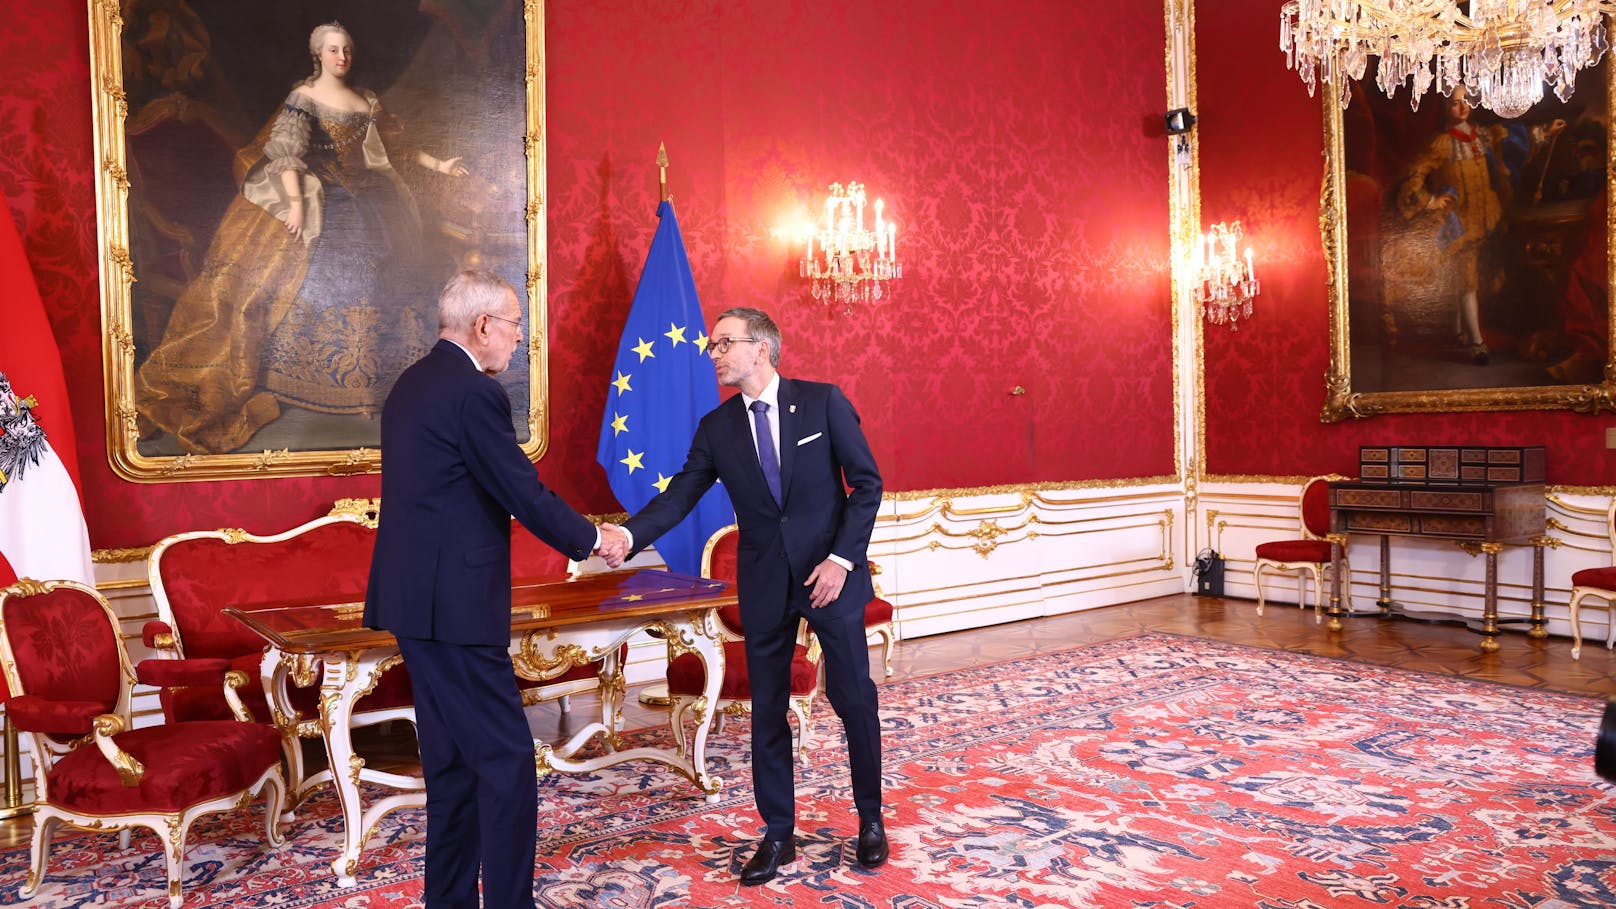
1279, 0, 1616, 117
799, 182, 901, 314
1194, 221, 1259, 330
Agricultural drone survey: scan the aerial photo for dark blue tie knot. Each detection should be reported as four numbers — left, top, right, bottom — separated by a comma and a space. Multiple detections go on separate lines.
750, 399, 782, 506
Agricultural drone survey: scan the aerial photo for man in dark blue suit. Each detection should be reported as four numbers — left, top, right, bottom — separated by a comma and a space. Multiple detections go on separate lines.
364, 271, 627, 909
615, 306, 885, 885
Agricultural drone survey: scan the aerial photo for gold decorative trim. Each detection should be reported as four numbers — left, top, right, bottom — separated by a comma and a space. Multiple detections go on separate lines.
882, 476, 1179, 506
88, 1, 551, 480
1318, 66, 1616, 421
93, 546, 153, 564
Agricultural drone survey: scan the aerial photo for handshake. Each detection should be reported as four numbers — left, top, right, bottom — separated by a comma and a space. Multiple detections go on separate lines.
594, 522, 630, 568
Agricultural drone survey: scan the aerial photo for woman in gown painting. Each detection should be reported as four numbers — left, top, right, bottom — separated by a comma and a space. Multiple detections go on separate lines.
136, 21, 468, 454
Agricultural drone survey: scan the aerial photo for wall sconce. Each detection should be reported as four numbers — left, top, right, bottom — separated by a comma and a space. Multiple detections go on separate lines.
1193, 220, 1259, 330
798, 181, 901, 314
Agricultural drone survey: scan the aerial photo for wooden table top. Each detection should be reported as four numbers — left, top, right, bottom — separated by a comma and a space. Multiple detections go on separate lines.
224, 568, 734, 654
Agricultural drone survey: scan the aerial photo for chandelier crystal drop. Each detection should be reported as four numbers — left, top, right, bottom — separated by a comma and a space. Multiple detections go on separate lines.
799, 182, 901, 315
1279, 0, 1616, 117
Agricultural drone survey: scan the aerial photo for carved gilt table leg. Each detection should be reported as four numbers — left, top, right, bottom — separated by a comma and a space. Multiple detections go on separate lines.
1479, 542, 1503, 654
1528, 535, 1552, 639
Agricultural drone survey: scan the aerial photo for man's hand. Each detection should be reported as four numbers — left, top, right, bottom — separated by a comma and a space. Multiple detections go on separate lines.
596, 523, 629, 568
804, 559, 848, 608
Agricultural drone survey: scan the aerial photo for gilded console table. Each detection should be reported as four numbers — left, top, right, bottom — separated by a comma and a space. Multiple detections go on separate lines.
1326, 480, 1548, 653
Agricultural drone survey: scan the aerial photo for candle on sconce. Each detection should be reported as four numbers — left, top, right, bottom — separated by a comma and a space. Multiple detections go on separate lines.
874, 198, 884, 245
888, 222, 896, 261
1244, 247, 1254, 283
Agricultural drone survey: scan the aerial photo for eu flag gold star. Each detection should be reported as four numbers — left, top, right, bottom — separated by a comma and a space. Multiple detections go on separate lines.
652, 472, 672, 493
619, 449, 645, 473
633, 337, 656, 362
611, 413, 628, 436
694, 331, 709, 354
664, 323, 687, 346
612, 371, 632, 394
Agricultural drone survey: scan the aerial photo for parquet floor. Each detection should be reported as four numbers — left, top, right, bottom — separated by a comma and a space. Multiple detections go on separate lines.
5, 592, 1612, 849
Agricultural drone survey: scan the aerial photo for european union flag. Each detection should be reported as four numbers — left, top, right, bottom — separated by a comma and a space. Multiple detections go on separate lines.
596, 200, 734, 575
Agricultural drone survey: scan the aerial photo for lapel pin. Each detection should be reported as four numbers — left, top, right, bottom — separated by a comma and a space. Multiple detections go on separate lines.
789, 405, 796, 413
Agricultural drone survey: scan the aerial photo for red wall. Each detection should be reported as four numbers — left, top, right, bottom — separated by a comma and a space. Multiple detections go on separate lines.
1197, 0, 1616, 483
3, 0, 1173, 551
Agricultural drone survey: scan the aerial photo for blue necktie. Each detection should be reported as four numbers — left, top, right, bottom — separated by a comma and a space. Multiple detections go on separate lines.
750, 399, 783, 506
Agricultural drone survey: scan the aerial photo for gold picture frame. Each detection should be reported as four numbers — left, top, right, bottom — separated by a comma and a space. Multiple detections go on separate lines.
1319, 63, 1616, 422
88, 0, 549, 481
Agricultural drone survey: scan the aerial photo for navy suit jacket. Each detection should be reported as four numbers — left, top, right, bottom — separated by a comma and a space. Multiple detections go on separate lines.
624, 377, 882, 628
364, 339, 597, 646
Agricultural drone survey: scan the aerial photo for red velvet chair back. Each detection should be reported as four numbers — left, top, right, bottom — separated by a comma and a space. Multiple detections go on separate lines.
0, 583, 123, 713
1300, 476, 1334, 540
512, 520, 572, 580
700, 525, 744, 633
154, 519, 376, 660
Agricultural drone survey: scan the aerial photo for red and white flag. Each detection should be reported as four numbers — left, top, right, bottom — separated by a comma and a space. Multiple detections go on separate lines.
0, 206, 94, 600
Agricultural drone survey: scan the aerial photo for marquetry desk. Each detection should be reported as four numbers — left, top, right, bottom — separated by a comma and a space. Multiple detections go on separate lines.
226, 568, 734, 887
1326, 480, 1549, 653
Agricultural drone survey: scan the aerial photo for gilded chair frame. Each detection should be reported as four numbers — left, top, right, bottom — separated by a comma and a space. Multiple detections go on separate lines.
1568, 497, 1616, 659
0, 578, 287, 909
1253, 474, 1353, 621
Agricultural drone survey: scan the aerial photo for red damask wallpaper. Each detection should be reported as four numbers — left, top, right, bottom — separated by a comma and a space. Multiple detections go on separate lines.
1198, 0, 1616, 483
3, 0, 1173, 550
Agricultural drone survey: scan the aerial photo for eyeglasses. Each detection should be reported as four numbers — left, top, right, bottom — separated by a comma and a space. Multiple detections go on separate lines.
710, 336, 760, 355
484, 313, 522, 329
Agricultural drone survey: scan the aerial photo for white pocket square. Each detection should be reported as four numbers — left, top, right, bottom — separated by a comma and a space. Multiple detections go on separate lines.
797, 432, 822, 446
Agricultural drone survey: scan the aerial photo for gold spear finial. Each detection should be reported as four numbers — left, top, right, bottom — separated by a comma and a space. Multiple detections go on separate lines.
657, 143, 669, 203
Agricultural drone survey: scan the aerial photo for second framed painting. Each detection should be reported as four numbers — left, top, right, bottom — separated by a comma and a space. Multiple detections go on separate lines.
90, 0, 548, 480
1321, 59, 1616, 421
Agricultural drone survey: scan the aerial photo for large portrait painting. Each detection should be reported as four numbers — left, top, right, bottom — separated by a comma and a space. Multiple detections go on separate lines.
1321, 58, 1616, 421
90, 0, 548, 480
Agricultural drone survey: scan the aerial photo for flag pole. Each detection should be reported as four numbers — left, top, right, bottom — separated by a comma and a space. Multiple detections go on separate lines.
657, 142, 669, 203
638, 141, 676, 710
0, 714, 31, 819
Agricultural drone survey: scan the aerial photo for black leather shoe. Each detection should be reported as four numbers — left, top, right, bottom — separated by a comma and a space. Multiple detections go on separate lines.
740, 839, 795, 885
857, 819, 888, 868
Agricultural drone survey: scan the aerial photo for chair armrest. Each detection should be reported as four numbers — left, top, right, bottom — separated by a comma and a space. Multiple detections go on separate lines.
5, 694, 104, 736
142, 620, 177, 653
136, 657, 231, 689
91, 714, 145, 786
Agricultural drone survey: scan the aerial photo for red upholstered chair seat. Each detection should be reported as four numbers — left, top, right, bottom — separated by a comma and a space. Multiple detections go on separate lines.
667, 641, 818, 700
865, 596, 894, 625
1572, 566, 1616, 590
48, 721, 282, 815
1569, 501, 1616, 661
1253, 475, 1351, 621
1254, 539, 1333, 563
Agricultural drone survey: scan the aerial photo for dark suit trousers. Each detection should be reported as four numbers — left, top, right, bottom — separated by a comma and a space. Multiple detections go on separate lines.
745, 594, 883, 839
397, 637, 538, 909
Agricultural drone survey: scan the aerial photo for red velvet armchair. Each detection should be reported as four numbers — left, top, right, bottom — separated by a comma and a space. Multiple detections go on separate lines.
0, 578, 285, 909
666, 525, 822, 764
1253, 474, 1352, 622
144, 499, 413, 801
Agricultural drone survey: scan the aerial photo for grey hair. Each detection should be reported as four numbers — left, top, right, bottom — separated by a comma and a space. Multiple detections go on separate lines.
439, 270, 517, 334
717, 306, 781, 367
302, 21, 353, 85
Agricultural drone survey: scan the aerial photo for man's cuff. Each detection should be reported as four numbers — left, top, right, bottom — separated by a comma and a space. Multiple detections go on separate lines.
621, 527, 635, 551
827, 553, 853, 572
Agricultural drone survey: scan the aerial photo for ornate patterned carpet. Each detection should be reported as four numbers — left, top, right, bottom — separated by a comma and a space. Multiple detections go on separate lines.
5, 632, 1614, 908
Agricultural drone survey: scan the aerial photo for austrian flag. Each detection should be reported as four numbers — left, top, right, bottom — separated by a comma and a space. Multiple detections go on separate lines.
0, 209, 93, 597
